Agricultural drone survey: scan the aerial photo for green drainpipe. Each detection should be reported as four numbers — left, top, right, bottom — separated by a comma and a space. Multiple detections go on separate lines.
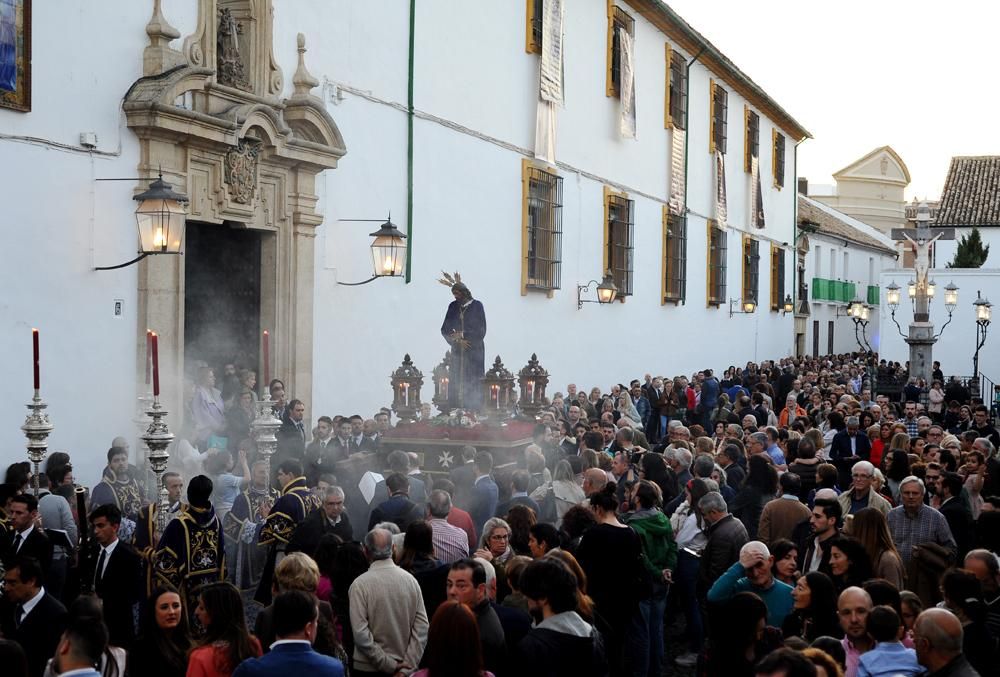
405, 0, 415, 283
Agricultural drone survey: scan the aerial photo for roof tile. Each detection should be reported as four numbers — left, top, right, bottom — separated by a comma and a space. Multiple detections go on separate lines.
935, 156, 1000, 226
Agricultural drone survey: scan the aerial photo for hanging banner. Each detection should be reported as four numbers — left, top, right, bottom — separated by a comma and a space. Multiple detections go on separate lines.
619, 30, 636, 139
668, 128, 686, 215
539, 0, 564, 104
715, 150, 728, 226
750, 155, 765, 228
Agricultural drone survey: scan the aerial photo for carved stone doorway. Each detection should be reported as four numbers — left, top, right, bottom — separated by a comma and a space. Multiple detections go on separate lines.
125, 1, 346, 423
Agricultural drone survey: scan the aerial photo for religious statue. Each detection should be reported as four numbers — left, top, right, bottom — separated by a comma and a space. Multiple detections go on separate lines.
439, 272, 487, 411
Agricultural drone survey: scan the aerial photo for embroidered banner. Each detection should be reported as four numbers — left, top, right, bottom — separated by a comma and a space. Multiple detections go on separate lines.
750, 155, 765, 228
715, 150, 728, 227
669, 128, 686, 216
539, 0, 564, 104
619, 29, 636, 139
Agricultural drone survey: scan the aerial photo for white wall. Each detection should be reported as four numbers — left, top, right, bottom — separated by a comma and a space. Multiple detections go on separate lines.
803, 233, 893, 355
878, 268, 1000, 381
0, 0, 802, 484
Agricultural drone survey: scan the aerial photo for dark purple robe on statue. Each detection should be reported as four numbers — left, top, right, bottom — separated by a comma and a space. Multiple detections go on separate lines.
441, 298, 487, 411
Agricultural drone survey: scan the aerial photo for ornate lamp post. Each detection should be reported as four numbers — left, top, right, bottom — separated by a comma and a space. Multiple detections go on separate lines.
517, 353, 550, 420
251, 399, 282, 483
973, 292, 993, 380
391, 354, 424, 424
431, 352, 453, 416
481, 356, 516, 423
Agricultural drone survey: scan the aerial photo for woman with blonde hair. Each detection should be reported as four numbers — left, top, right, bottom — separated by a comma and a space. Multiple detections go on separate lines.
616, 391, 642, 428
848, 507, 905, 589
530, 459, 585, 526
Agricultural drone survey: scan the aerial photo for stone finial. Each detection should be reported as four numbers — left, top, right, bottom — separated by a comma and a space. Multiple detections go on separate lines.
143, 0, 185, 76
292, 33, 319, 97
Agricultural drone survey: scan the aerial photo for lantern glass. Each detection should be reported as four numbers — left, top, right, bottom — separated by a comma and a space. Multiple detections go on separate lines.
783, 295, 794, 313
136, 198, 186, 254
907, 280, 917, 299
743, 299, 757, 313
886, 283, 900, 309
927, 280, 936, 298
371, 233, 406, 277
597, 272, 618, 304
977, 299, 993, 323
944, 282, 959, 310
860, 305, 870, 321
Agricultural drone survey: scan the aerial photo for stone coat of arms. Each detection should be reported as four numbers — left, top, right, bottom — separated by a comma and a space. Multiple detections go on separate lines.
225, 138, 261, 204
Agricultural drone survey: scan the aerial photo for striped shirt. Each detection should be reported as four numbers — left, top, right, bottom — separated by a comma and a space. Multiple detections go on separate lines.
429, 517, 470, 564
886, 504, 956, 565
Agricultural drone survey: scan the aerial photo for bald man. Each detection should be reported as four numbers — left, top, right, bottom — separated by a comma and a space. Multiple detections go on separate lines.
838, 586, 873, 677
581, 468, 608, 498
913, 608, 978, 676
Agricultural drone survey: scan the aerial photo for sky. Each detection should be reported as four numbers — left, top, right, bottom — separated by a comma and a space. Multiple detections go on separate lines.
664, 0, 1000, 201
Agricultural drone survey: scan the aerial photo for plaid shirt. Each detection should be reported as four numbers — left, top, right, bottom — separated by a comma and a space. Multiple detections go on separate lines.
429, 517, 470, 564
887, 503, 956, 565
904, 417, 919, 438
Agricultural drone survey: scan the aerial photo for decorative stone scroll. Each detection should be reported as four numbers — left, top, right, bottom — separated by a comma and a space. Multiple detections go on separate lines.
224, 138, 261, 204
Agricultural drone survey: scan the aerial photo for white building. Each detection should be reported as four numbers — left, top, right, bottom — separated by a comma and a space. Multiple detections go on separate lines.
808, 146, 910, 236
0, 0, 809, 483
932, 156, 1000, 268
796, 194, 897, 356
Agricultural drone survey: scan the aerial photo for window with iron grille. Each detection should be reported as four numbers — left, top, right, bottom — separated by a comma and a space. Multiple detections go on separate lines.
526, 0, 543, 54
663, 210, 687, 302
707, 222, 727, 306
666, 45, 687, 129
607, 5, 634, 98
523, 165, 563, 292
710, 81, 728, 154
745, 108, 759, 173
773, 130, 786, 188
770, 245, 785, 310
605, 191, 634, 297
743, 236, 760, 305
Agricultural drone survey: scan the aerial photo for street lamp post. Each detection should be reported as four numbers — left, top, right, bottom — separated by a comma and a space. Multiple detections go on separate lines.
973, 291, 993, 380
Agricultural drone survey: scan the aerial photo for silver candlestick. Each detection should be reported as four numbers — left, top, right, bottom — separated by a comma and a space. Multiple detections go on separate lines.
22, 390, 54, 497
134, 392, 155, 501
251, 399, 282, 484
141, 398, 174, 535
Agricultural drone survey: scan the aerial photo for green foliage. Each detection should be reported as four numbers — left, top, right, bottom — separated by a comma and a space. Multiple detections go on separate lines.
947, 227, 990, 268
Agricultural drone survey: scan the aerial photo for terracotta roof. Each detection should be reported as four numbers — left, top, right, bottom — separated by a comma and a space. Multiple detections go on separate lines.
935, 156, 1000, 226
797, 196, 897, 255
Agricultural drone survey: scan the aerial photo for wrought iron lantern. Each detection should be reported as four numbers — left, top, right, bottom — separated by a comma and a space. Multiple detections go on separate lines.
782, 294, 794, 314
577, 271, 619, 309
431, 351, 453, 416
135, 173, 188, 255
517, 353, 550, 420
886, 282, 901, 310
369, 216, 407, 278
944, 281, 959, 313
481, 355, 516, 423
730, 297, 757, 317
390, 354, 424, 424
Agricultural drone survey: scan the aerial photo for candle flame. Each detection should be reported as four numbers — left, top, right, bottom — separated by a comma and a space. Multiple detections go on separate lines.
153, 228, 166, 248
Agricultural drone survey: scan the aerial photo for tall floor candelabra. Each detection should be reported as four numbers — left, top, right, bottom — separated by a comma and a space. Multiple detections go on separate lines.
252, 400, 282, 483
22, 390, 54, 496
141, 398, 175, 534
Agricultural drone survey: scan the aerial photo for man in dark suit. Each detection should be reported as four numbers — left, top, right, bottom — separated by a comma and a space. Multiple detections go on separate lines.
89, 503, 143, 648
828, 416, 872, 489
288, 486, 353, 557
235, 590, 345, 676
303, 416, 338, 486
938, 472, 975, 561
368, 474, 423, 532
276, 399, 308, 468
495, 470, 540, 517
449, 445, 478, 510
469, 452, 499, 539
4, 493, 53, 576
0, 555, 68, 677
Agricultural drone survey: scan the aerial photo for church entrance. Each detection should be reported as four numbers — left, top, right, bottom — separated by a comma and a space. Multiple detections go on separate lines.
184, 221, 263, 379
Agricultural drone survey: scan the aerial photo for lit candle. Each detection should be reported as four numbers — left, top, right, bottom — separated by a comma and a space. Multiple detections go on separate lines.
403, 382, 410, 406
442, 377, 449, 400
491, 384, 499, 408
151, 332, 160, 397
526, 381, 534, 403
262, 330, 270, 386
145, 329, 152, 386
32, 328, 39, 391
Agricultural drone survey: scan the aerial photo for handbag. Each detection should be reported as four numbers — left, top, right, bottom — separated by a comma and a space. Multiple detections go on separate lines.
538, 484, 558, 523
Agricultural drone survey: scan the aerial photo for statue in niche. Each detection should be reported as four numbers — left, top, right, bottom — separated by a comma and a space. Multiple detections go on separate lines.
217, 8, 249, 91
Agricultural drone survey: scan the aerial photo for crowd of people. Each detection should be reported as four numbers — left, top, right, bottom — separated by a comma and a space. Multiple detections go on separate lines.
1, 352, 999, 677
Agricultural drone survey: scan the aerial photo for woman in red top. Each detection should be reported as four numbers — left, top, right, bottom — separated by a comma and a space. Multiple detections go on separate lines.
869, 421, 893, 469
188, 582, 262, 677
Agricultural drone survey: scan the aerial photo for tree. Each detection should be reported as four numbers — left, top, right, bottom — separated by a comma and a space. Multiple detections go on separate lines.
947, 227, 990, 268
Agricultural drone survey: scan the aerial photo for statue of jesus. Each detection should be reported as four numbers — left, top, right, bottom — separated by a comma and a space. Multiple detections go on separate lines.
439, 273, 486, 411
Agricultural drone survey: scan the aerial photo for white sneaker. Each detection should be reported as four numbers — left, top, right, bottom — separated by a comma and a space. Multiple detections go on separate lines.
675, 652, 699, 667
